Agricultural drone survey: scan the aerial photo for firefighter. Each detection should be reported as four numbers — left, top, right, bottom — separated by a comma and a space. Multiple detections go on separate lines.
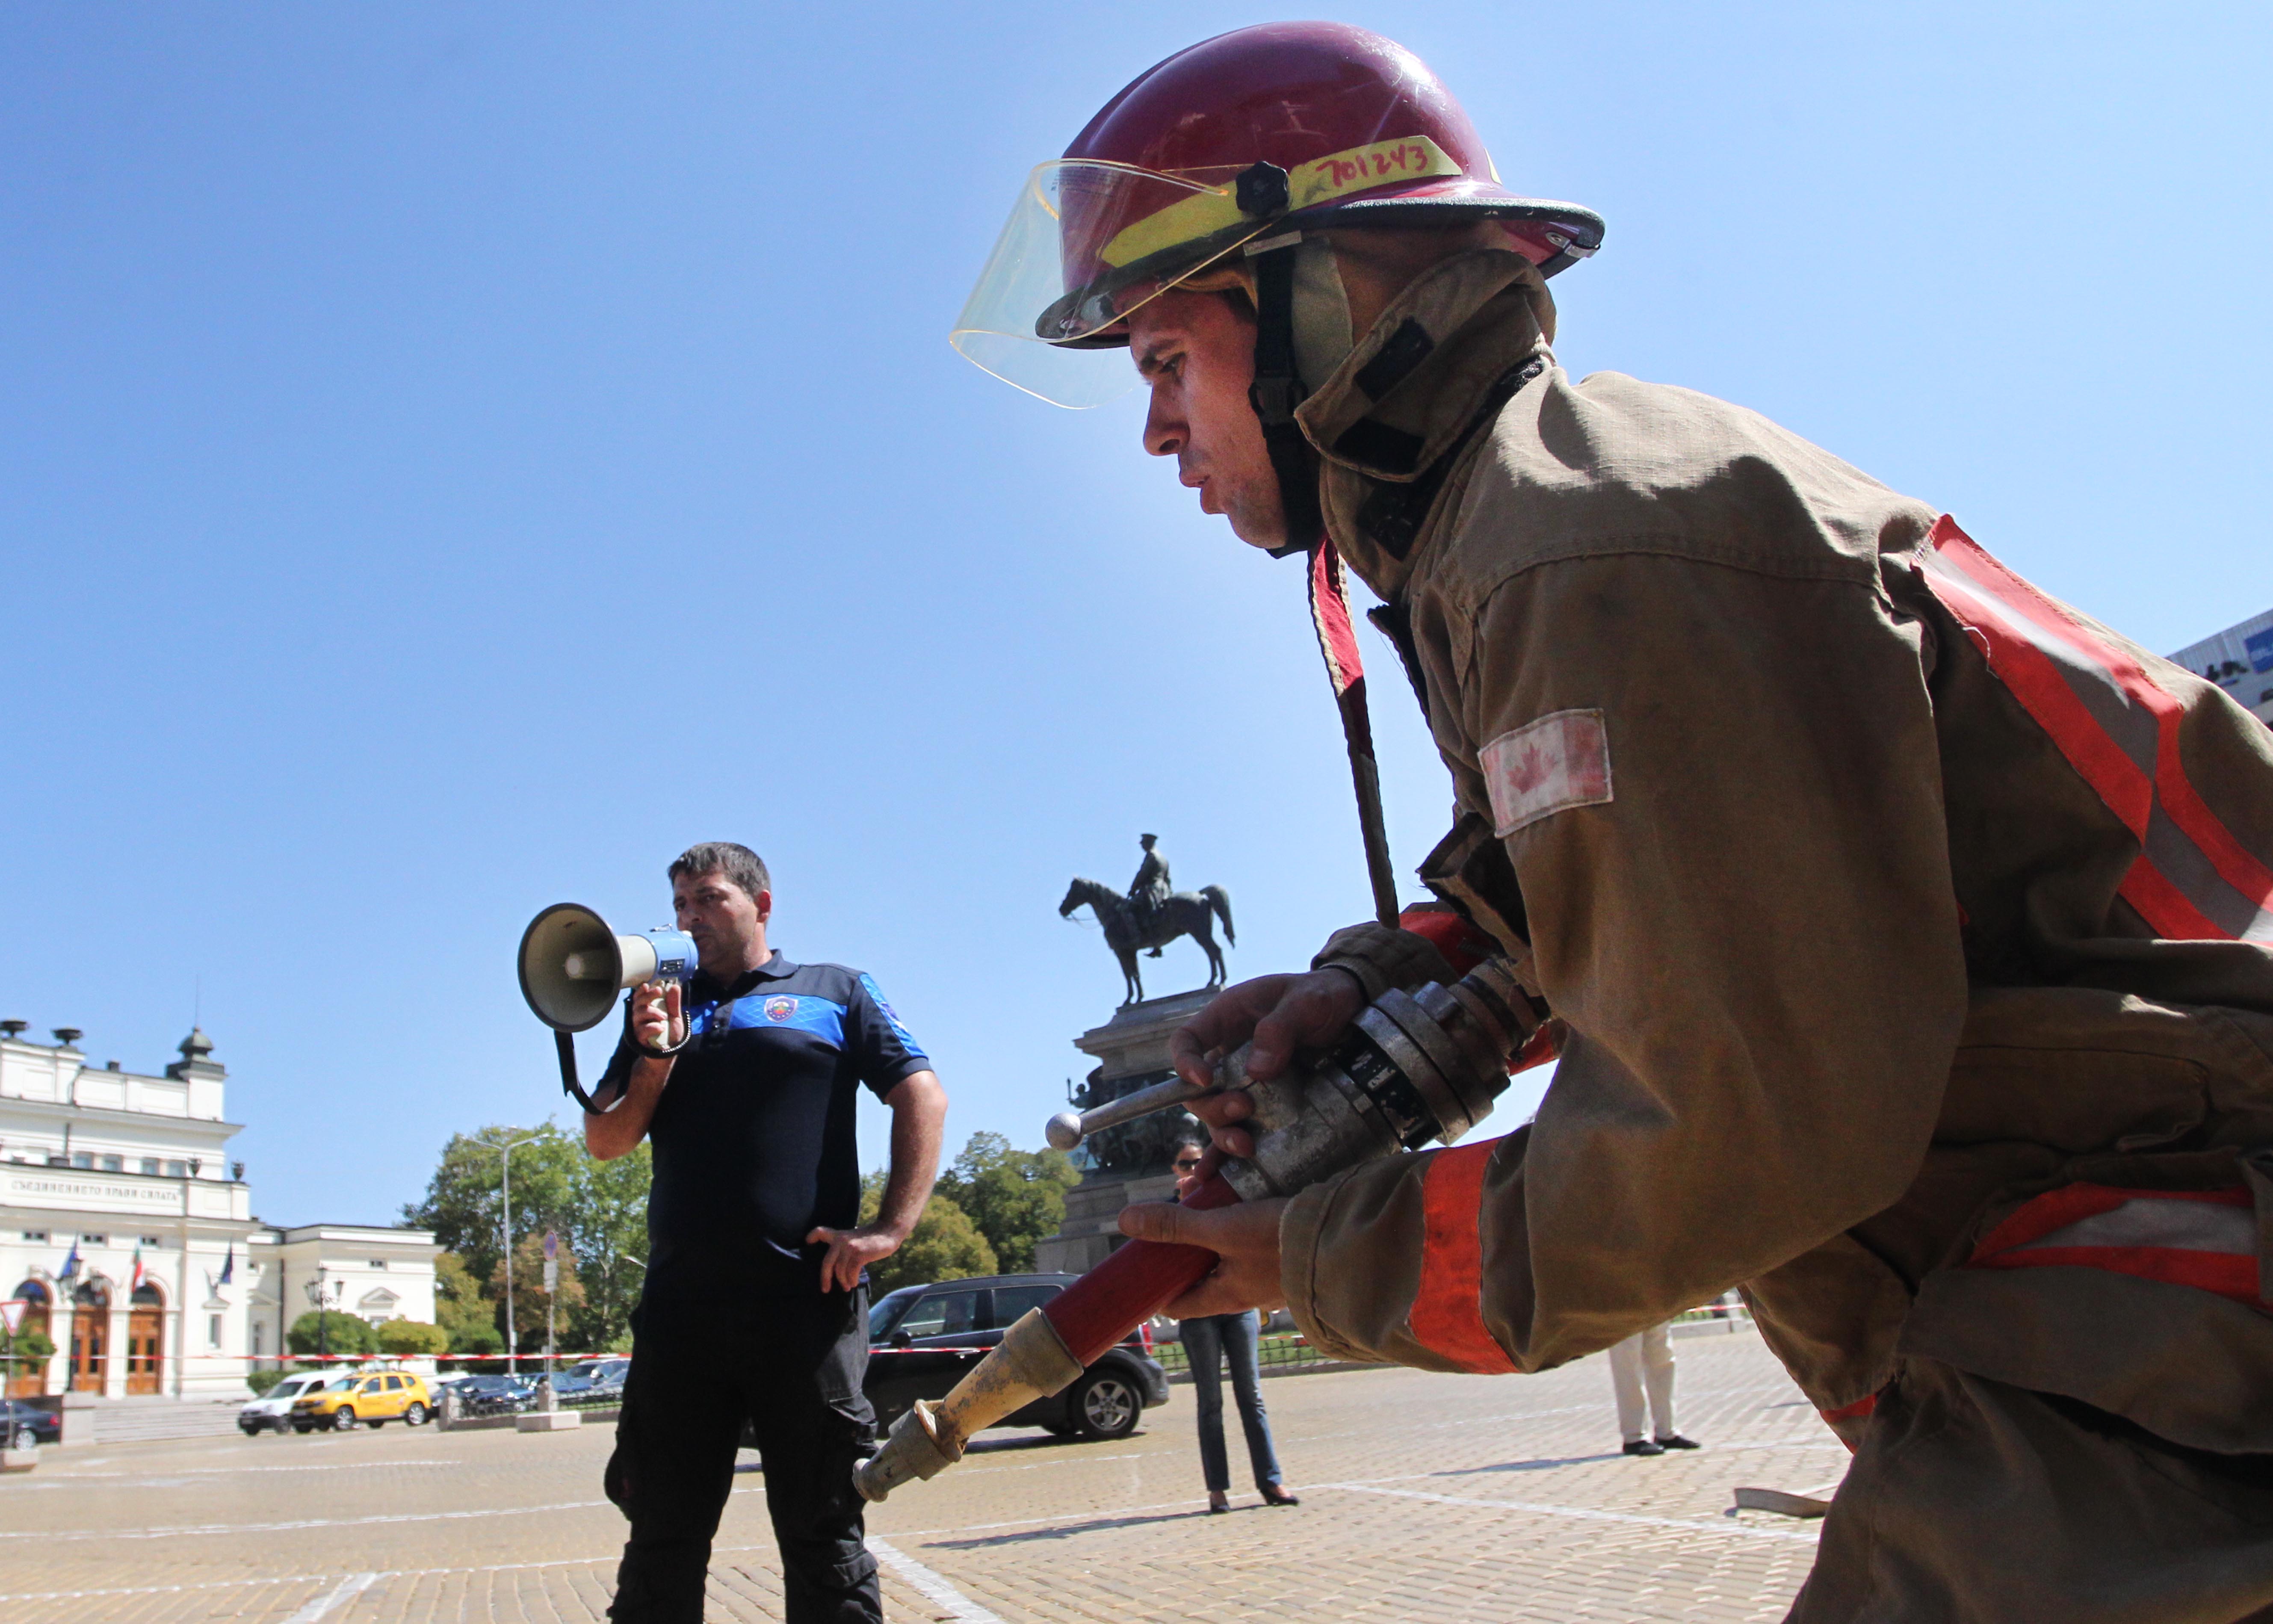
952, 21, 2273, 1621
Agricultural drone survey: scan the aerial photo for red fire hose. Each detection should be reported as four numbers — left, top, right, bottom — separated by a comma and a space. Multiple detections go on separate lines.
1040, 1172, 1239, 1364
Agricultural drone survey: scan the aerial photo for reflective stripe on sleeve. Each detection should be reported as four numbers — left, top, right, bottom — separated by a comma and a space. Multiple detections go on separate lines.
1407, 1138, 1518, 1373
1969, 1182, 2264, 1306
1395, 906, 1497, 978
1919, 516, 2273, 943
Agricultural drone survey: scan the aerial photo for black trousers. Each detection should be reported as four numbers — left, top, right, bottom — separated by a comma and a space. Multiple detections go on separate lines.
605, 1283, 880, 1624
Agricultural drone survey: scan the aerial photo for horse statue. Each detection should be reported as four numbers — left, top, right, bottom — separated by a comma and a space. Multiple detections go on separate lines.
1058, 877, 1236, 1005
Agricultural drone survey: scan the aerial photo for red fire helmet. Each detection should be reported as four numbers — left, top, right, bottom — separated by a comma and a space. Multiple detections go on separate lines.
952, 22, 1604, 407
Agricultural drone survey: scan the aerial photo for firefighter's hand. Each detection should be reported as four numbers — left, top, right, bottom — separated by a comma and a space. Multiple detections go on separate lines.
1169, 970, 1366, 1158
1118, 1195, 1288, 1316
806, 1224, 902, 1294
631, 980, 685, 1052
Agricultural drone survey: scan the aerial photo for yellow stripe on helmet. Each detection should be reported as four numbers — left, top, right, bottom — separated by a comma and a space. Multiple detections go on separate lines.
1099, 135, 1466, 269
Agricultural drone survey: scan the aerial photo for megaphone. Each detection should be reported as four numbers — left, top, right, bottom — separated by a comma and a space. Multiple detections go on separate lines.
517, 903, 699, 1110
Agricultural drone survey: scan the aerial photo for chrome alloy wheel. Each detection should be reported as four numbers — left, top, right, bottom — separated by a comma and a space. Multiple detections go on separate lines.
1078, 1375, 1139, 1438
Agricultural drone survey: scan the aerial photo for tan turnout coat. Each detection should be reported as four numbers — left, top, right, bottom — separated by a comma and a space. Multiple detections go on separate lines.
1279, 248, 2273, 1621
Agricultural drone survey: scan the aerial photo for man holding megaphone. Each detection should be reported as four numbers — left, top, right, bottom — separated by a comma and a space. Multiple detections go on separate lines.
571, 842, 946, 1624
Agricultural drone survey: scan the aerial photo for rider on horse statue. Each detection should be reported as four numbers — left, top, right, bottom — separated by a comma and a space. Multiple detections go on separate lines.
1128, 834, 1171, 956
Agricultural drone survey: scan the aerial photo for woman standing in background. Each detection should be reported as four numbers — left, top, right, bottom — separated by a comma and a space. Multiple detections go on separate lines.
1170, 1133, 1299, 1514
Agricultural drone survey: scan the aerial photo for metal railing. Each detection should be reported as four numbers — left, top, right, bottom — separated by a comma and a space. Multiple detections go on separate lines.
1150, 1330, 1336, 1379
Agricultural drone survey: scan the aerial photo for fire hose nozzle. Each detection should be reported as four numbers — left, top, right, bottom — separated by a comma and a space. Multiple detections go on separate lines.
855, 1399, 959, 1503
854, 1308, 1084, 1503
1046, 1073, 1213, 1150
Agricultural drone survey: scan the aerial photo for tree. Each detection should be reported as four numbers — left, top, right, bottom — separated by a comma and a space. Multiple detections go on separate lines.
375, 1319, 450, 1358
3, 1327, 54, 1389
288, 1310, 376, 1358
404, 1122, 650, 1352
490, 1233, 588, 1347
935, 1132, 1081, 1274
860, 1171, 995, 1294
432, 1252, 502, 1355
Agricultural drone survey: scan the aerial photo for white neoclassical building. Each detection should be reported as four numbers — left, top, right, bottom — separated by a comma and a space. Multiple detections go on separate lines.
2, 1022, 437, 1400
2173, 608, 2273, 726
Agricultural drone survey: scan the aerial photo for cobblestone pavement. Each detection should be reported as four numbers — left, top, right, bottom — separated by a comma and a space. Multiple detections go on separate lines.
0, 1328, 1844, 1623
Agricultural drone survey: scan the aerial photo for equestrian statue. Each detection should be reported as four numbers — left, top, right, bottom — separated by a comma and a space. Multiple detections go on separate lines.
1059, 834, 1235, 1004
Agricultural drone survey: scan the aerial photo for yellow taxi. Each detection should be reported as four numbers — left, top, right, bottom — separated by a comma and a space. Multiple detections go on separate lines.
289, 1369, 435, 1432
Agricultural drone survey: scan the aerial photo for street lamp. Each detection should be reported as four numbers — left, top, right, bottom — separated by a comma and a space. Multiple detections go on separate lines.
302, 1270, 340, 1361
468, 1133, 538, 1370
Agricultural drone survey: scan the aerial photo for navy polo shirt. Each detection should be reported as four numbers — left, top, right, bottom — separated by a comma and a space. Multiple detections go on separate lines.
603, 951, 930, 1296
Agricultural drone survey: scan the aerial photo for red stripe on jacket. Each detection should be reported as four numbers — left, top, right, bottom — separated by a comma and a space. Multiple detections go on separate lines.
1920, 516, 2273, 941
1407, 1138, 1518, 1373
1968, 1182, 2265, 1307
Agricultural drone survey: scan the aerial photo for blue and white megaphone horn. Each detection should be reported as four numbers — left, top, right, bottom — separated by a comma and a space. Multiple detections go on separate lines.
517, 903, 699, 1110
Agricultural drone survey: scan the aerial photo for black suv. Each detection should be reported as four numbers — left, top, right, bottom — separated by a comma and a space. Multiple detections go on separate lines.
866, 1272, 1170, 1441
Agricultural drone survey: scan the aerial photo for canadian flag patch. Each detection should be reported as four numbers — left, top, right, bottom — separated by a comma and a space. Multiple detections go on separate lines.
1480, 709, 1613, 837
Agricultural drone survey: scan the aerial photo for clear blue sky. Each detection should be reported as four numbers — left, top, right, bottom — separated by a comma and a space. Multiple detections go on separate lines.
3, 5, 2266, 1230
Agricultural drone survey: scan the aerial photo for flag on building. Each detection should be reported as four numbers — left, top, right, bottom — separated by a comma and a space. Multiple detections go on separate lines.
131, 1242, 146, 1291
58, 1241, 80, 1281
219, 1244, 234, 1286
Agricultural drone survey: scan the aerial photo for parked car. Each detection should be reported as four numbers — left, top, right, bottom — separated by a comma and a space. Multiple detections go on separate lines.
1, 1397, 60, 1450
238, 1373, 331, 1436
569, 1357, 630, 1393
289, 1370, 435, 1432
440, 1374, 538, 1416
864, 1273, 1169, 1442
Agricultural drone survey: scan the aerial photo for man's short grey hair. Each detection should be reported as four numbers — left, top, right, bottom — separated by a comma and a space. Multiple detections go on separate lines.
668, 842, 771, 902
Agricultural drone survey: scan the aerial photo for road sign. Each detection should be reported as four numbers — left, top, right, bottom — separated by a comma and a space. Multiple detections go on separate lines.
0, 1299, 26, 1336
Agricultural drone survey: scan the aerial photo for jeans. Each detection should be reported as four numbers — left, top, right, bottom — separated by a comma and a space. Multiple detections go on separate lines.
1180, 1309, 1283, 1493
605, 1284, 880, 1624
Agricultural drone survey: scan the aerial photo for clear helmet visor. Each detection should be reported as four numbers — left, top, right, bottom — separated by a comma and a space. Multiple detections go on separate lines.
950, 159, 1276, 409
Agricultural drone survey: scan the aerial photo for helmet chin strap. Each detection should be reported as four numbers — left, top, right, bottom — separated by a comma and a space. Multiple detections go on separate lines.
1246, 233, 1326, 561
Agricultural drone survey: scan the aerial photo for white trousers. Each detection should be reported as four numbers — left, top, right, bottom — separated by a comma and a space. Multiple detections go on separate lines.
1608, 1322, 1677, 1442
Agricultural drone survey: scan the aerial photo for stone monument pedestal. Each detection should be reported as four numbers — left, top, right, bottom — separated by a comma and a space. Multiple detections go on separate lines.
1034, 988, 1215, 1276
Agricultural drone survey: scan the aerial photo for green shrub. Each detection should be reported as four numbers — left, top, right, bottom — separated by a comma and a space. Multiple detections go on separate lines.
375, 1319, 450, 1357
246, 1367, 290, 1396
3, 1327, 54, 1386
287, 1310, 377, 1357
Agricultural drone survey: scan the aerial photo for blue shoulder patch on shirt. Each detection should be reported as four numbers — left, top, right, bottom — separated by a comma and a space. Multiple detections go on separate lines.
860, 973, 923, 1052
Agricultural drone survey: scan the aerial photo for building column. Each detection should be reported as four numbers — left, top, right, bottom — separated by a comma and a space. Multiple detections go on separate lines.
177, 1225, 192, 1398
102, 1305, 127, 1398
53, 1302, 76, 1393
43, 1302, 69, 1395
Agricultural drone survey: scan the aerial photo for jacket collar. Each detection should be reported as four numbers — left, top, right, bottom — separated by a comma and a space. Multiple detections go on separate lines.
1296, 248, 1555, 600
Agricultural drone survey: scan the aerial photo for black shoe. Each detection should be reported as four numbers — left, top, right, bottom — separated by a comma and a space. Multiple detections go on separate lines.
1623, 1439, 1664, 1456
1261, 1487, 1301, 1506
1655, 1434, 1701, 1450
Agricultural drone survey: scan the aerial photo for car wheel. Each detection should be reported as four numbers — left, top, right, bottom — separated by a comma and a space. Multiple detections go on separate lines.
9, 1425, 34, 1451
292, 1423, 313, 1434
1069, 1370, 1141, 1441
331, 1407, 358, 1432
238, 1421, 261, 1437
402, 1402, 429, 1426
